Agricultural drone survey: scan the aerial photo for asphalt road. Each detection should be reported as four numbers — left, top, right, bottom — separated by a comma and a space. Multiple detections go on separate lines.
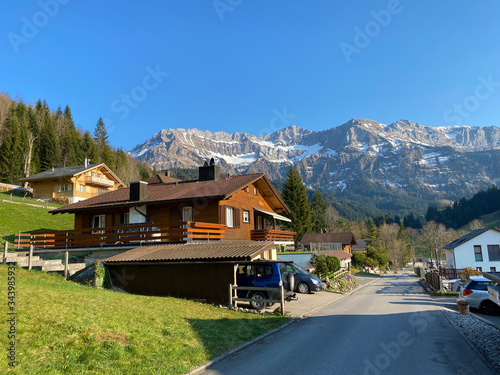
198, 272, 494, 375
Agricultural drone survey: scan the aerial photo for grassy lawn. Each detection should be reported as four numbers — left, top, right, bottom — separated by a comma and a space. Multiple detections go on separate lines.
0, 201, 73, 248
0, 265, 289, 374
0, 191, 62, 209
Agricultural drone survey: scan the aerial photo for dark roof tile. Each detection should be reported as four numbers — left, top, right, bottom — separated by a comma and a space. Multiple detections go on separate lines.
102, 241, 274, 263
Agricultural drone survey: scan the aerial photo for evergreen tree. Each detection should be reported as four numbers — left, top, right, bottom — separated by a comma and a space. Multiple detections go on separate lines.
311, 189, 327, 233
81, 131, 98, 164
281, 167, 312, 246
0, 110, 23, 183
38, 112, 58, 171
93, 117, 113, 165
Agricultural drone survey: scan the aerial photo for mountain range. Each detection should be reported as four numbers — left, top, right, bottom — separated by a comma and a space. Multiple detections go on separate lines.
129, 119, 500, 217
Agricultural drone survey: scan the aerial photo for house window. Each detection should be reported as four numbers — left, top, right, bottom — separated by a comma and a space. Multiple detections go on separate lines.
245, 186, 249, 193
476, 267, 482, 272
79, 184, 87, 193
491, 267, 497, 272
224, 206, 240, 228
91, 214, 106, 234
254, 187, 258, 195
243, 211, 250, 223
257, 215, 263, 230
121, 212, 129, 225
226, 207, 234, 228
58, 184, 70, 192
182, 206, 193, 222
474, 245, 483, 261
487, 244, 500, 261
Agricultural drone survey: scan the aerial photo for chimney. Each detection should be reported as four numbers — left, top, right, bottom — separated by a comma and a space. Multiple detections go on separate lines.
165, 170, 171, 177
130, 181, 148, 201
84, 158, 88, 168
199, 160, 220, 181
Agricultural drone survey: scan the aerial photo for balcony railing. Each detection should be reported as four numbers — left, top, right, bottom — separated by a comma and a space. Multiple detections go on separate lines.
84, 176, 115, 187
250, 229, 295, 242
15, 222, 227, 249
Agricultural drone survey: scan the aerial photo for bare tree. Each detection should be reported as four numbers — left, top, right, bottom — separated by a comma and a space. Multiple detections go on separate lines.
422, 221, 449, 267
467, 219, 485, 230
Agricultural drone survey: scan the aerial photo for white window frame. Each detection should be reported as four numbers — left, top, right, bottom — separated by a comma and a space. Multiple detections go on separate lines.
226, 207, 234, 228
243, 211, 250, 223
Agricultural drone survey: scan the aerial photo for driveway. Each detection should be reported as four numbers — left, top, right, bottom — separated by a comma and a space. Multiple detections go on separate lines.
196, 273, 495, 375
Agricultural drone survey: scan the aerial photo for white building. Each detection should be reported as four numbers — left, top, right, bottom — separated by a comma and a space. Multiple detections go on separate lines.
443, 228, 500, 272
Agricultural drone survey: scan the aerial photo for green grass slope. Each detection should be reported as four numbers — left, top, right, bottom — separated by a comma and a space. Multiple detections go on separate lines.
0, 200, 73, 247
0, 266, 289, 374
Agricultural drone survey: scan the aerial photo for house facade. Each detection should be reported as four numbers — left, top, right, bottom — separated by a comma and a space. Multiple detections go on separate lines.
22, 162, 125, 204
444, 228, 500, 272
300, 232, 357, 253
43, 164, 294, 259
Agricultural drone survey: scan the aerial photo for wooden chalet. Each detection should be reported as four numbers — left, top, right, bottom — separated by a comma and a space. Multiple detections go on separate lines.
18, 163, 295, 260
21, 161, 125, 204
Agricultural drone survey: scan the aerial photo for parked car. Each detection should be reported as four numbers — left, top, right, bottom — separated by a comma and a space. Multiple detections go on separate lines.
236, 261, 296, 310
459, 276, 500, 315
285, 263, 323, 294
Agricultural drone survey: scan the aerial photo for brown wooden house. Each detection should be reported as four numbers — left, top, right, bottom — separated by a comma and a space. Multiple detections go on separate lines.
33, 164, 294, 259
22, 161, 125, 204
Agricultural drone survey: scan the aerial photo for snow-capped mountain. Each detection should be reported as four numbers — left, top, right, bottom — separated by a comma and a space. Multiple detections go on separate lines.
129, 119, 500, 201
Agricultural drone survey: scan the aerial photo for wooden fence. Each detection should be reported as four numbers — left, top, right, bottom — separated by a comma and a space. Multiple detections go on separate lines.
15, 221, 226, 249
229, 284, 286, 315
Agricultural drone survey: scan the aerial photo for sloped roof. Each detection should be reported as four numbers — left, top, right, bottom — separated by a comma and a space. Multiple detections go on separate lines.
51, 173, 289, 214
22, 163, 125, 187
300, 232, 357, 246
312, 250, 352, 260
22, 164, 102, 181
146, 174, 181, 184
102, 241, 274, 263
443, 228, 500, 250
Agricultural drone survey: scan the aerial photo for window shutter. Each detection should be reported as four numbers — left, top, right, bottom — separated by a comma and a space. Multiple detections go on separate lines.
219, 205, 225, 225
234, 208, 241, 228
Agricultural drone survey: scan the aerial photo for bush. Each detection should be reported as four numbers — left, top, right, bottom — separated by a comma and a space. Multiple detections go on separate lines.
311, 255, 341, 277
352, 252, 368, 268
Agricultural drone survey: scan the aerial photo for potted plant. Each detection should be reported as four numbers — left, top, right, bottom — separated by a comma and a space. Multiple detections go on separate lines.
457, 299, 470, 314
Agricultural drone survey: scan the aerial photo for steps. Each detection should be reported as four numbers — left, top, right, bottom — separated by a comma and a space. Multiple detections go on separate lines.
2, 251, 86, 276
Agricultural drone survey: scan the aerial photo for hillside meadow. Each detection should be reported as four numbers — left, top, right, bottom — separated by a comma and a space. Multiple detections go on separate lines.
0, 266, 289, 374
0, 195, 73, 247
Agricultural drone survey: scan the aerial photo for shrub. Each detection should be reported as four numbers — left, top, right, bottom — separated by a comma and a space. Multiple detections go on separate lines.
311, 255, 341, 277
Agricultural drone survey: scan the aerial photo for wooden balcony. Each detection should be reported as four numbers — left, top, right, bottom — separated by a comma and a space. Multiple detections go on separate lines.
84, 175, 115, 187
250, 229, 295, 243
15, 221, 227, 249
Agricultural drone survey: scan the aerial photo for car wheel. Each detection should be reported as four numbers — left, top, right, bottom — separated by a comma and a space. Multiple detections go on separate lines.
479, 300, 500, 315
297, 282, 310, 294
249, 292, 267, 310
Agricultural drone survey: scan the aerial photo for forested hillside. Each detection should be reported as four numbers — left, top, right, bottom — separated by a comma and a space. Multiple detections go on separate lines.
0, 93, 151, 186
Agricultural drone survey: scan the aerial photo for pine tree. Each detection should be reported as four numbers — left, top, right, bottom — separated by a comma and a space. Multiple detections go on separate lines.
0, 111, 23, 183
81, 131, 98, 164
93, 117, 113, 165
38, 112, 58, 171
311, 189, 327, 233
281, 167, 312, 246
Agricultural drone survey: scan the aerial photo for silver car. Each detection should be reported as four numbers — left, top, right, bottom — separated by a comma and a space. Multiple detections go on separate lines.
459, 276, 500, 315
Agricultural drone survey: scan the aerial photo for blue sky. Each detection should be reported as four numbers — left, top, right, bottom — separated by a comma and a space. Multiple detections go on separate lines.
1, 1, 499, 150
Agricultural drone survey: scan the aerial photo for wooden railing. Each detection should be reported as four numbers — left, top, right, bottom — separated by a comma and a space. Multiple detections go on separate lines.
250, 229, 296, 242
15, 221, 227, 249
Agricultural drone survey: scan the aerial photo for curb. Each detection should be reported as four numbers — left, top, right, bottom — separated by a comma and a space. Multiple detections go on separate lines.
187, 275, 380, 374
